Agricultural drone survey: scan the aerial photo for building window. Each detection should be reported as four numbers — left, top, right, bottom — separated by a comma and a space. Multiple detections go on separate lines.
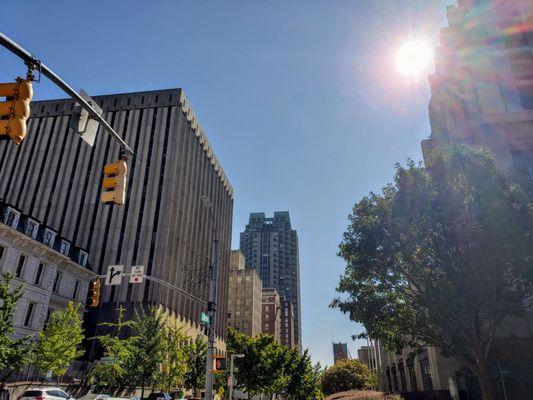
408, 361, 418, 392
78, 250, 88, 267
43, 229, 56, 247
59, 240, 70, 256
45, 308, 52, 326
24, 302, 35, 327
73, 280, 80, 300
15, 255, 25, 278
25, 219, 39, 239
35, 263, 44, 285
419, 358, 433, 391
4, 207, 20, 229
52, 272, 61, 293
0, 246, 4, 262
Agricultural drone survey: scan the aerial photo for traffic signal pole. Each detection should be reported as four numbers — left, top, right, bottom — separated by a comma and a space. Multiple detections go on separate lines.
0, 32, 133, 155
204, 236, 219, 400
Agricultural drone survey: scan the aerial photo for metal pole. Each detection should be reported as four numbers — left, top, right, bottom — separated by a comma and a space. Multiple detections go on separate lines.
0, 32, 134, 155
229, 354, 235, 400
204, 236, 219, 400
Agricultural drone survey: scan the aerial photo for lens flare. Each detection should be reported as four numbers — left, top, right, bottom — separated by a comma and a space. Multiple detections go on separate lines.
396, 40, 431, 76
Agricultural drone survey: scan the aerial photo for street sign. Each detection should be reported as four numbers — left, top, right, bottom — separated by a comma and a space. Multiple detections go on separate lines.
201, 311, 210, 325
69, 89, 102, 147
105, 265, 124, 286
130, 265, 144, 284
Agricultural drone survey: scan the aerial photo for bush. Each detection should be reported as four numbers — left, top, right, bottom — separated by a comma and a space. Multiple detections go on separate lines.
321, 359, 377, 395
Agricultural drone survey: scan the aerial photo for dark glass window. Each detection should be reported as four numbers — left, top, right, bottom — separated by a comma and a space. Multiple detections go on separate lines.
35, 263, 44, 285
24, 302, 35, 326
16, 255, 25, 278
52, 272, 61, 293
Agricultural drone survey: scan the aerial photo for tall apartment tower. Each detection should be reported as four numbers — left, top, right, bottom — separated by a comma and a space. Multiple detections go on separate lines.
422, 0, 533, 177
0, 88, 233, 352
240, 211, 301, 349
227, 250, 263, 336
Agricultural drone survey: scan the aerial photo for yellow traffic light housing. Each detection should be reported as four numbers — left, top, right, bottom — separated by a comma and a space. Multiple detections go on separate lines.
89, 278, 101, 307
101, 159, 127, 205
0, 78, 33, 144
213, 356, 227, 373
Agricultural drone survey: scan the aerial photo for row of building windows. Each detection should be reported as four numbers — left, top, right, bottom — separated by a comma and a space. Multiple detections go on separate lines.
2, 205, 88, 267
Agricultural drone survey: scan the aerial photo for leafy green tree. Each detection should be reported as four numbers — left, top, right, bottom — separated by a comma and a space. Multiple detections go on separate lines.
126, 307, 166, 397
320, 359, 376, 396
0, 274, 31, 378
284, 349, 323, 400
34, 301, 84, 381
184, 336, 207, 396
91, 306, 135, 387
158, 322, 188, 392
227, 329, 289, 399
333, 145, 533, 400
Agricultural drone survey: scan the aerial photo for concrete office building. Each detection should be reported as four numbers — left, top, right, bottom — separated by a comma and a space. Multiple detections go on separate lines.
0, 202, 96, 339
240, 211, 302, 349
280, 298, 295, 349
261, 287, 281, 344
357, 345, 376, 370
422, 0, 533, 177
0, 88, 233, 353
227, 250, 262, 336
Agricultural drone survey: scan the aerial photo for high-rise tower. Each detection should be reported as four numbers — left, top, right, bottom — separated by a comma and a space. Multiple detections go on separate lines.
239, 211, 301, 349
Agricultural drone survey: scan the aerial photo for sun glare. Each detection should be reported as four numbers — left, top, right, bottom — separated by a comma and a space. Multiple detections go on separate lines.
396, 40, 431, 76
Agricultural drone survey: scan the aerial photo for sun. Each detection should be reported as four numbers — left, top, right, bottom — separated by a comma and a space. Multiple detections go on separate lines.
395, 40, 431, 76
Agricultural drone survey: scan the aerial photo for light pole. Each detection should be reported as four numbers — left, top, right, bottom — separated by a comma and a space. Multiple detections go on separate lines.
229, 353, 245, 400
202, 196, 218, 400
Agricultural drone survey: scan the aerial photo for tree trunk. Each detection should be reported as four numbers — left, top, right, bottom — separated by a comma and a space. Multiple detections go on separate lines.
474, 359, 494, 400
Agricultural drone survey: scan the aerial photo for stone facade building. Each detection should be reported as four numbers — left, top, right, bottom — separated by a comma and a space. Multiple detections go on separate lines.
0, 88, 233, 355
379, 1, 533, 398
240, 211, 301, 349
0, 202, 96, 339
422, 0, 533, 177
227, 250, 262, 336
280, 298, 295, 349
261, 287, 281, 344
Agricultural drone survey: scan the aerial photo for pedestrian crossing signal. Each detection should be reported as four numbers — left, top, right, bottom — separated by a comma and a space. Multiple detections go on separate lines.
213, 356, 226, 372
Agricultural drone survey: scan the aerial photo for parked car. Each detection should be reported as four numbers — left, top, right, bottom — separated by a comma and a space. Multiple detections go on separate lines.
146, 393, 172, 400
78, 394, 110, 400
20, 388, 75, 400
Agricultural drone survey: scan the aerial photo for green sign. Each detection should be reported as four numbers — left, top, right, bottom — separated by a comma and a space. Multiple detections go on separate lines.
201, 312, 210, 325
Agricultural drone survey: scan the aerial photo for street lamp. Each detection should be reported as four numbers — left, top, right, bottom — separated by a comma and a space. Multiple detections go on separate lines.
229, 353, 245, 400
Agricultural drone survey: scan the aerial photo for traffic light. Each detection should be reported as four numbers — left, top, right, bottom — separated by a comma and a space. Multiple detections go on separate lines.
88, 278, 101, 307
0, 77, 33, 144
101, 159, 127, 205
213, 356, 227, 372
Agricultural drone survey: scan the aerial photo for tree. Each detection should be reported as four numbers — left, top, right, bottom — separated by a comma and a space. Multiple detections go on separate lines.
0, 274, 31, 378
284, 349, 323, 400
332, 145, 533, 400
34, 301, 84, 381
227, 329, 289, 399
126, 306, 166, 397
91, 305, 136, 388
159, 322, 188, 392
184, 336, 207, 396
320, 359, 376, 396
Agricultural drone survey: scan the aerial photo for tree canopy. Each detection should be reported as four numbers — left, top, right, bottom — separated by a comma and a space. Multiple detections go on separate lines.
332, 145, 533, 400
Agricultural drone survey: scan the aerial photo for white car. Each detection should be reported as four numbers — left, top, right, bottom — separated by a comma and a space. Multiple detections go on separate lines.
20, 388, 75, 400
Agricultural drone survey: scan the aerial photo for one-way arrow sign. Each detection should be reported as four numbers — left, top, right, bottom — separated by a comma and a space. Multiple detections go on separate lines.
105, 265, 124, 286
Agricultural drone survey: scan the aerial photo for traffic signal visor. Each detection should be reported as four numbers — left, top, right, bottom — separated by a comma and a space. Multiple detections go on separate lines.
0, 78, 33, 145
101, 160, 127, 205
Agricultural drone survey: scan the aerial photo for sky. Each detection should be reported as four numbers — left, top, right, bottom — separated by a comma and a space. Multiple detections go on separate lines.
1, 0, 451, 366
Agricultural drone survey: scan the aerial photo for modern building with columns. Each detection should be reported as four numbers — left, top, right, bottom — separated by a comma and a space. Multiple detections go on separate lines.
0, 88, 234, 355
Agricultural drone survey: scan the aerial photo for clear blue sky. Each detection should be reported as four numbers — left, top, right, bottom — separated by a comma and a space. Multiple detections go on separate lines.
2, 0, 450, 366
